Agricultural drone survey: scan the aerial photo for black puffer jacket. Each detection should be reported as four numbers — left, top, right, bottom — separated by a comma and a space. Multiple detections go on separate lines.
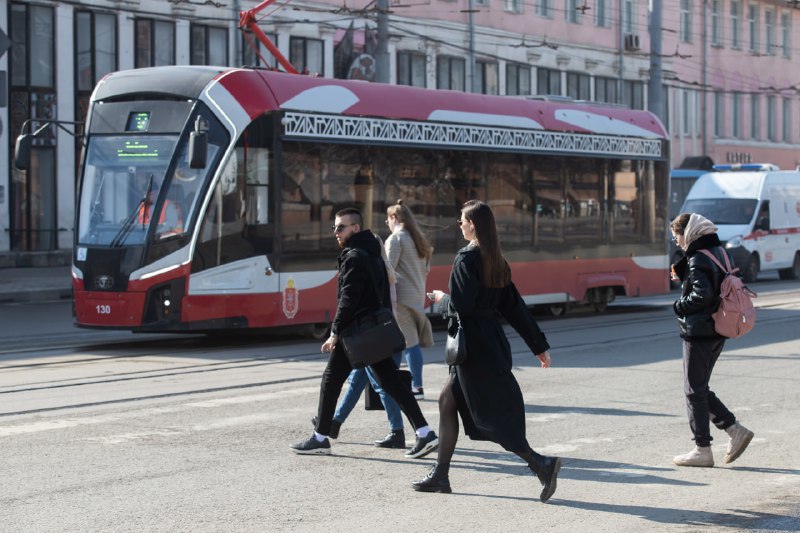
331, 229, 391, 336
672, 233, 728, 339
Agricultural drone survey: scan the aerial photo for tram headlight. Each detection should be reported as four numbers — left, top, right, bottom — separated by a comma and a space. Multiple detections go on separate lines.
726, 235, 743, 248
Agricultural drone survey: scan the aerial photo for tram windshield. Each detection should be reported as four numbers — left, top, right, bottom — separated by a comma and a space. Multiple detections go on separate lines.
77, 135, 214, 246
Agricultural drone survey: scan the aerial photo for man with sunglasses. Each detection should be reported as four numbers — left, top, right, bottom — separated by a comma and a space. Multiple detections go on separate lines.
290, 207, 439, 458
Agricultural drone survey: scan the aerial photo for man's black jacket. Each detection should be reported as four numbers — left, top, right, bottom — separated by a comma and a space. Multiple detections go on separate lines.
331, 230, 392, 336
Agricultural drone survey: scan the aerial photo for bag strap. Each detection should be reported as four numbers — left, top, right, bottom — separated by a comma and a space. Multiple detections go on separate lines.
698, 248, 731, 275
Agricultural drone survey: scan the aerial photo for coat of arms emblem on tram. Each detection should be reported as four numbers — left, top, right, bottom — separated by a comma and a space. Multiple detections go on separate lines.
282, 278, 299, 319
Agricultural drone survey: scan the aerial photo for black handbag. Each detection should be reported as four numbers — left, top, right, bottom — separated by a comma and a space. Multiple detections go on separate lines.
341, 308, 406, 368
445, 318, 467, 365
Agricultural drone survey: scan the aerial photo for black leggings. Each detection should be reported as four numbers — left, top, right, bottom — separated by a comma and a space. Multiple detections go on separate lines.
436, 374, 542, 470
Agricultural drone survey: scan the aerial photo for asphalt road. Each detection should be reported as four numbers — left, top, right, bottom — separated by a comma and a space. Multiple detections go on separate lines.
0, 281, 799, 532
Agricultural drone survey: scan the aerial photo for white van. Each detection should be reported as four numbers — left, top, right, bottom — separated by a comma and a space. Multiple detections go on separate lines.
680, 163, 800, 282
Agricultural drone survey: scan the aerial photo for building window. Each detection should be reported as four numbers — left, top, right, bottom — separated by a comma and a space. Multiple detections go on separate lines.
437, 56, 465, 91
750, 94, 759, 139
680, 0, 692, 43
595, 76, 617, 104
290, 37, 324, 75
731, 0, 742, 49
781, 12, 791, 58
767, 96, 776, 141
567, 72, 590, 100
782, 98, 791, 142
504, 0, 524, 13
682, 90, 691, 135
537, 0, 552, 18
475, 61, 498, 95
9, 2, 57, 251
765, 9, 775, 56
565, 0, 582, 23
623, 80, 645, 109
242, 31, 278, 68
135, 19, 175, 68
75, 11, 117, 93
714, 91, 725, 137
711, 0, 723, 46
748, 4, 759, 53
622, 0, 635, 33
595, 0, 611, 27
191, 25, 228, 66
732, 92, 742, 138
506, 63, 531, 95
537, 67, 561, 95
397, 51, 427, 88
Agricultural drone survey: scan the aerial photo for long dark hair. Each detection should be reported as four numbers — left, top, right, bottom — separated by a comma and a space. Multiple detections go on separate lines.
387, 200, 433, 260
462, 200, 510, 288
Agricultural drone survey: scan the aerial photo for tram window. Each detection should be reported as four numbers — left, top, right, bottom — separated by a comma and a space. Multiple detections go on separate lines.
374, 147, 448, 256
610, 161, 636, 242
195, 153, 255, 269
485, 154, 532, 252
532, 157, 565, 247
564, 159, 603, 245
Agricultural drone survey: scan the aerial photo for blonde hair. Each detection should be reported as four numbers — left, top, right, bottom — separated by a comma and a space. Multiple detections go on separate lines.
386, 199, 433, 260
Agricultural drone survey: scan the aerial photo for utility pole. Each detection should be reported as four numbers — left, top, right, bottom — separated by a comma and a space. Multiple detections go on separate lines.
468, 0, 476, 92
618, 0, 625, 105
701, 1, 708, 156
648, 0, 663, 122
375, 0, 390, 83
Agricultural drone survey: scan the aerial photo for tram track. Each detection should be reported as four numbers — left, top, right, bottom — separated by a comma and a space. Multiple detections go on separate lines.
1, 287, 797, 419
1, 305, 797, 418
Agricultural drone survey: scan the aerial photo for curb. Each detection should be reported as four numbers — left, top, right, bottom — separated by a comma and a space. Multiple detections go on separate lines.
0, 288, 73, 304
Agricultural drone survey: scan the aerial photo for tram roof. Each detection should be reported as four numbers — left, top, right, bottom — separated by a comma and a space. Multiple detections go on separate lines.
96, 66, 668, 140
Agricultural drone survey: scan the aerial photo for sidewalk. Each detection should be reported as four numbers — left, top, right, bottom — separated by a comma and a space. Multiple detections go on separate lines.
0, 266, 73, 304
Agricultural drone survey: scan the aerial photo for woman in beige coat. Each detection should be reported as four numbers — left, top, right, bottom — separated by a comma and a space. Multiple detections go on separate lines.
385, 200, 434, 399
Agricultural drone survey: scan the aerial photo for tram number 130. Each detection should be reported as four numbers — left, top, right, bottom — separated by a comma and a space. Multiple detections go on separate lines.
96, 305, 112, 315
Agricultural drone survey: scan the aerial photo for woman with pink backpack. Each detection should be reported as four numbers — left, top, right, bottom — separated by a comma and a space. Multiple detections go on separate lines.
670, 213, 755, 468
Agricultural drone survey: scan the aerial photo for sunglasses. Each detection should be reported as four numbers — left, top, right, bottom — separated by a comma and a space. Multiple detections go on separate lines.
332, 223, 357, 233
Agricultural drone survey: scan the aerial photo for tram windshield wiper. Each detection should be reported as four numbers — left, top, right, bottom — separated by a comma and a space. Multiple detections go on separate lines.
110, 175, 153, 247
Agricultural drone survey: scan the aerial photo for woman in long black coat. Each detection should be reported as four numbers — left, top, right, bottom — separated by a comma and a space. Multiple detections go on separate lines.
412, 200, 562, 503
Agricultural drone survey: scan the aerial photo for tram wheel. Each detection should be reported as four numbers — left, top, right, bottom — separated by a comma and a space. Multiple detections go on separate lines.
303, 322, 331, 340
547, 304, 567, 317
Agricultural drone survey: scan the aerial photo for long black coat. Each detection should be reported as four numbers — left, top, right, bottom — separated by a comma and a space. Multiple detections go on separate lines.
446, 245, 550, 454
672, 233, 727, 339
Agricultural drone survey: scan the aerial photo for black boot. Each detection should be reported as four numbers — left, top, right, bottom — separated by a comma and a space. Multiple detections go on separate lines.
528, 453, 562, 503
412, 462, 452, 493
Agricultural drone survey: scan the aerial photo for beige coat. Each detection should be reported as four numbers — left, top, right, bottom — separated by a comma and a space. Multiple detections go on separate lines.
385, 226, 433, 347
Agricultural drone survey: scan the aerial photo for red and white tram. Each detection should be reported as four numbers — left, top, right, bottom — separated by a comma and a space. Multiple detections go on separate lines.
69, 65, 669, 333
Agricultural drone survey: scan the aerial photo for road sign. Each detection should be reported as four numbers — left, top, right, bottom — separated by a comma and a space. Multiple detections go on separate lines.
0, 28, 11, 60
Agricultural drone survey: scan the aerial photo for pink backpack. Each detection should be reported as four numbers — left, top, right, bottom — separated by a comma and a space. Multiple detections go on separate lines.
699, 248, 757, 338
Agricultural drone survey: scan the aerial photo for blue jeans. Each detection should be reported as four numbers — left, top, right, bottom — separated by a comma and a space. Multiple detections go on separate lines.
334, 353, 404, 431
404, 344, 424, 389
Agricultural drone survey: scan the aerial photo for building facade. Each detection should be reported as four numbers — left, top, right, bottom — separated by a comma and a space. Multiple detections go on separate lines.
0, 0, 798, 262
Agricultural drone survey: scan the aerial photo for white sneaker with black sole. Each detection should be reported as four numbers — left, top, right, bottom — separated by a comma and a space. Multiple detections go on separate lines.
290, 435, 331, 455
405, 431, 438, 459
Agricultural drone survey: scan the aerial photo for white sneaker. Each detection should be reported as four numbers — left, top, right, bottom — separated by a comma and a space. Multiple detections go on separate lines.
673, 446, 714, 467
724, 423, 754, 464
